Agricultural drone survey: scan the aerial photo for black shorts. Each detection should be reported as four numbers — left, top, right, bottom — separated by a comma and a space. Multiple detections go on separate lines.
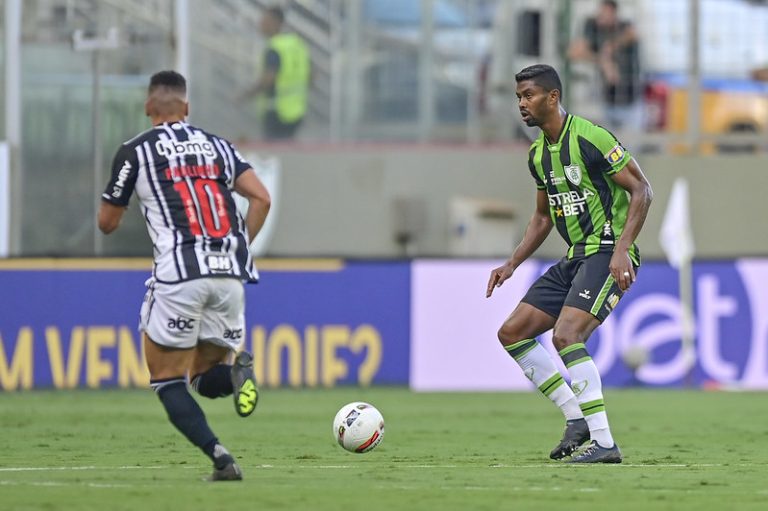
521, 252, 638, 323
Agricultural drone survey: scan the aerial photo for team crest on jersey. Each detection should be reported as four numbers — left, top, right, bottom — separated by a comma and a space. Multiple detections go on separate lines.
564, 164, 582, 186
606, 144, 625, 164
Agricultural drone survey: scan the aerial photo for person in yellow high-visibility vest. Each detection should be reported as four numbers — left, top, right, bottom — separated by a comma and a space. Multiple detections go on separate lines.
243, 6, 310, 140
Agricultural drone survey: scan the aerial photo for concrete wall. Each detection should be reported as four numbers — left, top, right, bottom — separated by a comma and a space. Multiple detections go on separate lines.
247, 145, 767, 260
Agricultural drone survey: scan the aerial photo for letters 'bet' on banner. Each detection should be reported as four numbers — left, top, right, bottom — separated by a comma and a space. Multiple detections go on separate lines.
411, 259, 768, 391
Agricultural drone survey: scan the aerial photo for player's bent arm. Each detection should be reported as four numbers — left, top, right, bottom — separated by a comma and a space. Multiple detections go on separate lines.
610, 158, 653, 252
507, 189, 554, 269
234, 169, 271, 242
97, 201, 127, 234
487, 190, 552, 297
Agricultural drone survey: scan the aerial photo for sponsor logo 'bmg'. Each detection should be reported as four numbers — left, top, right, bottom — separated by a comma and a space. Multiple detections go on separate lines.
155, 138, 217, 159
168, 317, 196, 331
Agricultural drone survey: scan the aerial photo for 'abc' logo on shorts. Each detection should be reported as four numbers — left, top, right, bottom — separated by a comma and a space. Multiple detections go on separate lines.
224, 328, 243, 339
168, 317, 196, 331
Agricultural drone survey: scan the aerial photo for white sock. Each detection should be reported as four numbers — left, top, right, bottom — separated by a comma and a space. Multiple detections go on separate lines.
560, 343, 615, 448
506, 339, 583, 421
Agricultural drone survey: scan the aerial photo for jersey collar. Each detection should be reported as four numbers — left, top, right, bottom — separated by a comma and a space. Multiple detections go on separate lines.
546, 113, 572, 153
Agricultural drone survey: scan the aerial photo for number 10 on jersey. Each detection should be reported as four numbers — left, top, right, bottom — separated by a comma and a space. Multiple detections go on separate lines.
173, 179, 231, 237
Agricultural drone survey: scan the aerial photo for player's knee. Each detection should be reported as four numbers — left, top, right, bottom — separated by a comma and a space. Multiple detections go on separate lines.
551, 334, 570, 352
497, 322, 522, 347
551, 328, 586, 352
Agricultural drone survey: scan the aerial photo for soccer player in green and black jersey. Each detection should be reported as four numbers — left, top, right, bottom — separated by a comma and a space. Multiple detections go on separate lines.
486, 64, 652, 463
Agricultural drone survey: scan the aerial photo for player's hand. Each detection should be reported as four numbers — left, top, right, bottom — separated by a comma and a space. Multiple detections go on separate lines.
609, 250, 635, 292
486, 263, 515, 298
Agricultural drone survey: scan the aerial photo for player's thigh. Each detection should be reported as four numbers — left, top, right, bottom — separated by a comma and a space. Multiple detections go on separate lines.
198, 278, 246, 351
498, 302, 557, 345
499, 258, 573, 344
563, 252, 636, 323
140, 280, 207, 350
143, 333, 196, 380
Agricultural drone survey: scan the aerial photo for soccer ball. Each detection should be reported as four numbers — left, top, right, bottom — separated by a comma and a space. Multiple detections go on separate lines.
332, 402, 385, 453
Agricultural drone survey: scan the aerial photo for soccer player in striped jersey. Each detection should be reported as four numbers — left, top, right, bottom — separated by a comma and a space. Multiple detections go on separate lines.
98, 70, 271, 480
486, 64, 652, 463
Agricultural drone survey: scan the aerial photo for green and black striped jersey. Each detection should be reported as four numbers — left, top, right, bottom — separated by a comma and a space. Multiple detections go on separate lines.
527, 113, 640, 264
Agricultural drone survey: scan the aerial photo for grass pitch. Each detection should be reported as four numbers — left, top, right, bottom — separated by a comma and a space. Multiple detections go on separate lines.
1, 388, 766, 511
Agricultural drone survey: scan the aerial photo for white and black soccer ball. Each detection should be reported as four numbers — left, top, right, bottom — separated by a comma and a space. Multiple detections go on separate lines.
332, 402, 385, 453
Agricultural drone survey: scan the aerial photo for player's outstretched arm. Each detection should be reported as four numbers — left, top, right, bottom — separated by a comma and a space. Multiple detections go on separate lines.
234, 168, 271, 242
609, 157, 653, 291
487, 189, 553, 298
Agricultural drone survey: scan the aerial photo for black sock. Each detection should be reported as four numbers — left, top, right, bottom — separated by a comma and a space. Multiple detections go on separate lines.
190, 364, 234, 398
154, 379, 231, 468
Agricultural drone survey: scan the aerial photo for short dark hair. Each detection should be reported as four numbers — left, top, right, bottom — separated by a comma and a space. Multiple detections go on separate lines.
266, 5, 285, 24
602, 0, 618, 11
515, 64, 563, 96
148, 70, 187, 94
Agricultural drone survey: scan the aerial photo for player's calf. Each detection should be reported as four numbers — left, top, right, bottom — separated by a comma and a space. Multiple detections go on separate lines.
152, 377, 244, 477
191, 364, 234, 398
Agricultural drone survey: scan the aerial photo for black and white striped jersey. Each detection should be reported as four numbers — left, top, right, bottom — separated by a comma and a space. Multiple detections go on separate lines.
102, 121, 258, 283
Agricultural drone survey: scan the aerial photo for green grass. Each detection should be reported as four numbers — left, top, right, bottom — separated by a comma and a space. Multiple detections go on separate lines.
1, 388, 767, 511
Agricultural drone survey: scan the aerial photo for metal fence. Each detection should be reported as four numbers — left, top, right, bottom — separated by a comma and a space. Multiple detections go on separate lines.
2, 0, 768, 256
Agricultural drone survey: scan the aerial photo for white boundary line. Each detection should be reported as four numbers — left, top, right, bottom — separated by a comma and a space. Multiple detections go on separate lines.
3, 475, 766, 495
1, 463, 766, 493
0, 480, 133, 488
1, 462, 763, 473
0, 466, 168, 472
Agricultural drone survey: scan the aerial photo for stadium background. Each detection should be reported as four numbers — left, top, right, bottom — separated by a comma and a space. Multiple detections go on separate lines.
3, 2, 768, 510
1, 1, 768, 392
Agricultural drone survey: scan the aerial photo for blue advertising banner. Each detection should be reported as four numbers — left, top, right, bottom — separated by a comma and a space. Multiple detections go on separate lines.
4, 258, 767, 390
0, 260, 411, 390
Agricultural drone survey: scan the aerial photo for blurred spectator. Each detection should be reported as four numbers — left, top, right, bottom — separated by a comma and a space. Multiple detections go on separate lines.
242, 5, 311, 141
568, 0, 642, 132
752, 66, 768, 82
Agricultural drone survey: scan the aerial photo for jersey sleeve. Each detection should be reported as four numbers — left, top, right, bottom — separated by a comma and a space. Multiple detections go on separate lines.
527, 146, 546, 190
231, 144, 254, 182
584, 125, 632, 175
102, 144, 139, 207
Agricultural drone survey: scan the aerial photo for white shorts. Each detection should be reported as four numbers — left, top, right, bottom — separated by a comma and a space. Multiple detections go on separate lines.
139, 278, 246, 350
